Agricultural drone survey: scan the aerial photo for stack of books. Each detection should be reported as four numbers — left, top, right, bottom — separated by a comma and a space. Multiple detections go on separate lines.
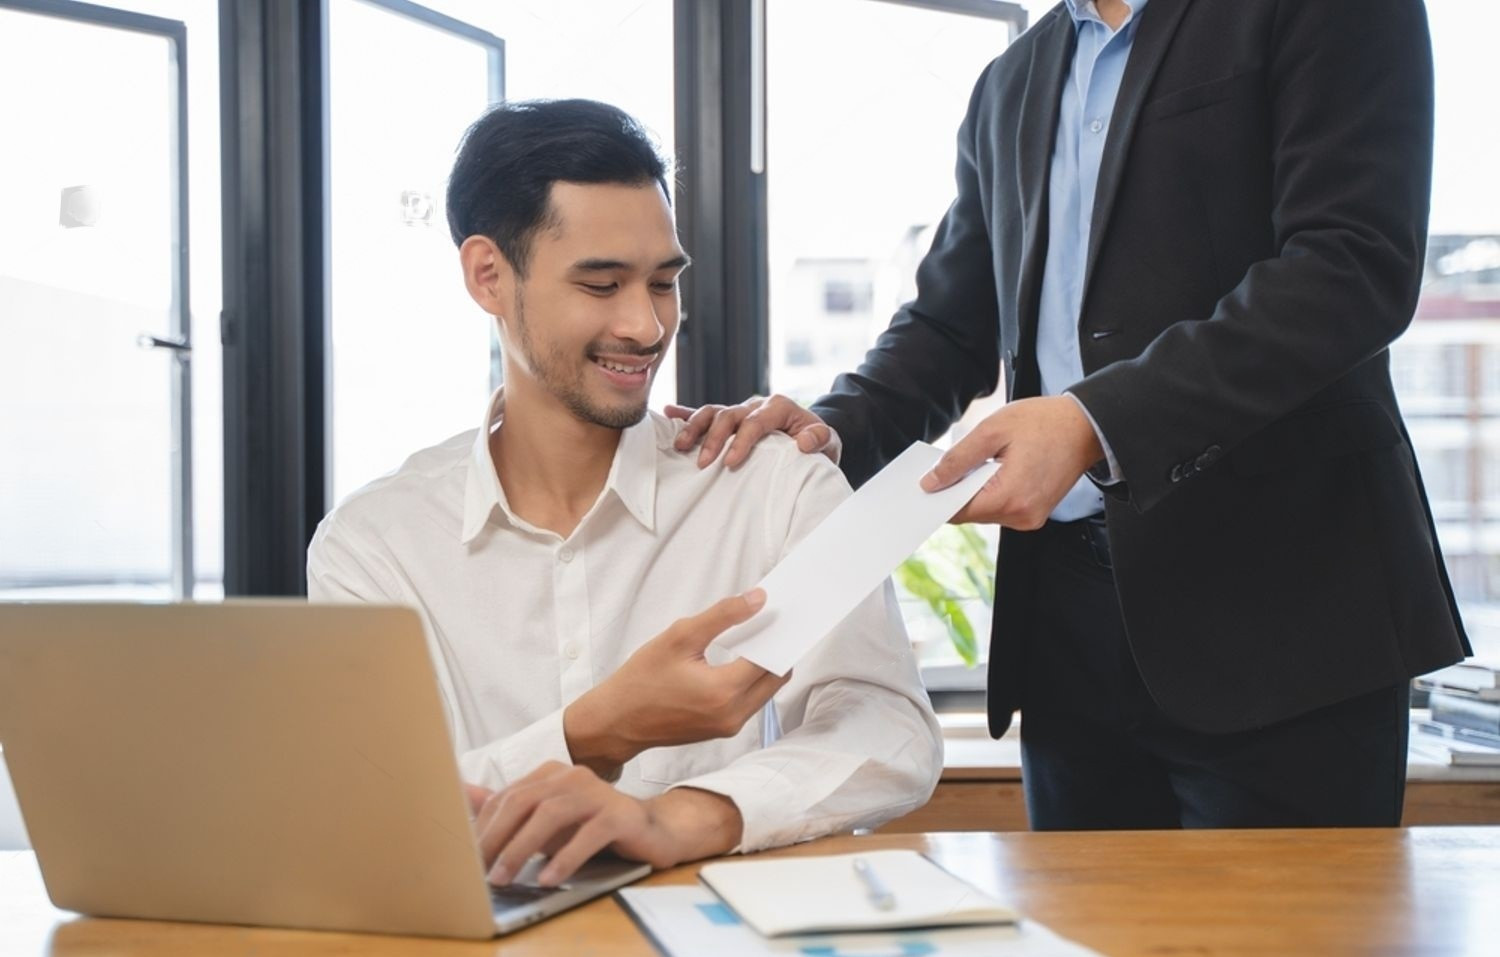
1413, 663, 1500, 767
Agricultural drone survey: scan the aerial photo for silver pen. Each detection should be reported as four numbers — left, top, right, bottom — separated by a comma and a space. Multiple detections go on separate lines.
852, 857, 896, 911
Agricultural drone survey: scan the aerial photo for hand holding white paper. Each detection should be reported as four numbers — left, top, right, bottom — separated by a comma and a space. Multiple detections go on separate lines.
714, 442, 1000, 675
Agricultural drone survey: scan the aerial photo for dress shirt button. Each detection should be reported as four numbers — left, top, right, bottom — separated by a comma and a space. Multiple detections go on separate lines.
1089, 119, 1104, 134
563, 642, 580, 660
558, 547, 575, 563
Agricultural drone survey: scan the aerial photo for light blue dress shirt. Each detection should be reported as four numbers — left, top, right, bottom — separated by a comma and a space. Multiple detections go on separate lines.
1038, 0, 1147, 521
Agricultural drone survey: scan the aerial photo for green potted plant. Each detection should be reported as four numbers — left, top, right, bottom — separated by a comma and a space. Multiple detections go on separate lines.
894, 524, 995, 668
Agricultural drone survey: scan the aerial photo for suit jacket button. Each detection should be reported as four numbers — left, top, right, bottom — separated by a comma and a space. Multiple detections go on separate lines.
1170, 464, 1183, 483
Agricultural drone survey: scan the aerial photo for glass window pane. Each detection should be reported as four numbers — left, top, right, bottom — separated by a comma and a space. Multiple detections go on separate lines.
0, 9, 179, 600
1400, 2, 1500, 662
766, 0, 1017, 676
767, 1, 1013, 405
328, 0, 500, 502
0, 0, 227, 602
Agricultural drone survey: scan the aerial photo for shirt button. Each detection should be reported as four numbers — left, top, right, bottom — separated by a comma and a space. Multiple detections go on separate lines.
1089, 119, 1104, 134
558, 547, 574, 563
563, 642, 580, 660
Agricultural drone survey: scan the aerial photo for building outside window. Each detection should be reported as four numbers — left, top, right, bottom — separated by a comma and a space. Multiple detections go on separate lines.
1401, 235, 1500, 623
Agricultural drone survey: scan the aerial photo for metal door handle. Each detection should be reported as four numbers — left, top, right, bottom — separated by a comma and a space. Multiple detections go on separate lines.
137, 334, 191, 353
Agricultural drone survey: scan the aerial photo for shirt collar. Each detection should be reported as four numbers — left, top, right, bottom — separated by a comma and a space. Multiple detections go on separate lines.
1062, 0, 1147, 27
606, 412, 659, 533
460, 388, 658, 543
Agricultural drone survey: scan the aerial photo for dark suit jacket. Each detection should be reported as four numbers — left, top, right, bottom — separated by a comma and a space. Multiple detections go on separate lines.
810, 0, 1470, 736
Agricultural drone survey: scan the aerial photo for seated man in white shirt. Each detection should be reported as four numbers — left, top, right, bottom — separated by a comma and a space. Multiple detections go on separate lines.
308, 99, 940, 889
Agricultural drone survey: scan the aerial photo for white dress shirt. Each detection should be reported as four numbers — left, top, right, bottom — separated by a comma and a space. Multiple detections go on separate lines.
307, 390, 942, 853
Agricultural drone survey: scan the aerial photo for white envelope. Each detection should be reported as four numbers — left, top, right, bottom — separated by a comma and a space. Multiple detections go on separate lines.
714, 441, 999, 675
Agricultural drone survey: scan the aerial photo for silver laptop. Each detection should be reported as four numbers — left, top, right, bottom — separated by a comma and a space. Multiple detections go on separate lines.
0, 601, 650, 938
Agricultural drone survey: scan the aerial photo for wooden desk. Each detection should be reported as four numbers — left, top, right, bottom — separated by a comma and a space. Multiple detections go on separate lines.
5, 827, 1499, 956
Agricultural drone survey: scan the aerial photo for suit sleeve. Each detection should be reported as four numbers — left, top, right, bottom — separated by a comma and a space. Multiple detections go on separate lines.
1068, 0, 1434, 512
811, 59, 1005, 489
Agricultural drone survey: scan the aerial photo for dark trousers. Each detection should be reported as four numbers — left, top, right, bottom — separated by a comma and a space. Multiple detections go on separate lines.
1018, 517, 1411, 830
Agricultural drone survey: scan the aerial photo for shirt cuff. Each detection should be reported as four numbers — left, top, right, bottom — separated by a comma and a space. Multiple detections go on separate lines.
1065, 391, 1123, 485
669, 751, 863, 854
457, 708, 573, 790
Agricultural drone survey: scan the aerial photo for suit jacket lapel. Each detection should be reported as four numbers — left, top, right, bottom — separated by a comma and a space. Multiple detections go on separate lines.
1013, 9, 1075, 398
1082, 0, 1194, 306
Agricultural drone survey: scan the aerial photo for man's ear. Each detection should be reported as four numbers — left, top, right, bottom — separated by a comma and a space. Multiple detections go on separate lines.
459, 235, 516, 318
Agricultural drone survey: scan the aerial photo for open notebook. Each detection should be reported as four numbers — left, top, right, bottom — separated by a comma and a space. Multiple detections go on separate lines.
697, 849, 1019, 937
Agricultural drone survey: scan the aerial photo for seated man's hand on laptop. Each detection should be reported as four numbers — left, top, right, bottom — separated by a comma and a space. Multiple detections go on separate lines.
475, 761, 742, 887
464, 783, 493, 816
562, 590, 789, 779
666, 394, 841, 469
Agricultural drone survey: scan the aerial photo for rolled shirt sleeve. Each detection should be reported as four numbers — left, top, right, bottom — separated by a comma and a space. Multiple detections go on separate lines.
456, 709, 574, 790
669, 448, 943, 852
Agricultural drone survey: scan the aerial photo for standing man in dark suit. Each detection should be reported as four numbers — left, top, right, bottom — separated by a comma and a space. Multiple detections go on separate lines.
671, 0, 1471, 829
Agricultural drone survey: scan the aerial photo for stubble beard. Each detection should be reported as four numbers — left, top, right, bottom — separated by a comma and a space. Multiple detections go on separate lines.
510, 291, 652, 430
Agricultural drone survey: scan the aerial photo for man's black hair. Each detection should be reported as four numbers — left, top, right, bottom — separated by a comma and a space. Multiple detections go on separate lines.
445, 98, 670, 277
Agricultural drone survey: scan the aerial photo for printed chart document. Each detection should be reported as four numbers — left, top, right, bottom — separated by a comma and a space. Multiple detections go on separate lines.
715, 442, 999, 675
617, 885, 1100, 957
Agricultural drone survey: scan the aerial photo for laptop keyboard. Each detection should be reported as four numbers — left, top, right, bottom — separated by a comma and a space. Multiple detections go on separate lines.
489, 882, 565, 911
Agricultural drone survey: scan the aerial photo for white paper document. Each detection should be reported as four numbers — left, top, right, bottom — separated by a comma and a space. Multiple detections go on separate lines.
617, 885, 1101, 957
698, 850, 1017, 936
715, 441, 999, 676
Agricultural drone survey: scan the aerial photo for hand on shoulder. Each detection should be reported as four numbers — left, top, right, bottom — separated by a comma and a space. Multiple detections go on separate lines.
666, 394, 841, 470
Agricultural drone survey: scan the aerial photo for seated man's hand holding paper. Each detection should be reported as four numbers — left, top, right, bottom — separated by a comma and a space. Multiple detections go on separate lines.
561, 589, 790, 778
474, 761, 742, 887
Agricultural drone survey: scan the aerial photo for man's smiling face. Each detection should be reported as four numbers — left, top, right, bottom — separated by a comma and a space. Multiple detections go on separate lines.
500, 181, 687, 430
